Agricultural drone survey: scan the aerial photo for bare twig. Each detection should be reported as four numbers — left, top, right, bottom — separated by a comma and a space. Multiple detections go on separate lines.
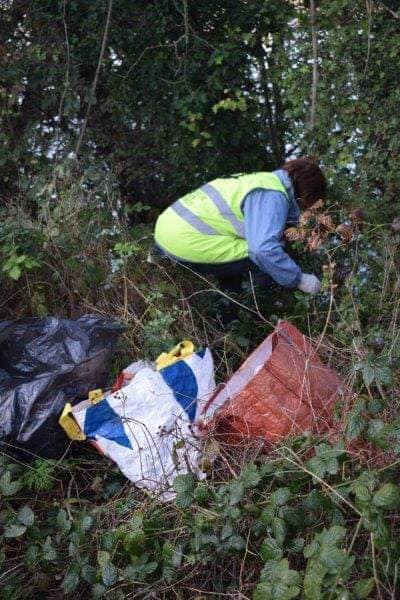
309, 0, 319, 131
312, 247, 336, 357
182, 0, 189, 49
121, 39, 185, 80
155, 255, 272, 325
75, 0, 113, 157
371, 533, 385, 600
56, 0, 70, 139
377, 1, 399, 19
256, 36, 282, 164
364, 0, 373, 77
0, 563, 23, 583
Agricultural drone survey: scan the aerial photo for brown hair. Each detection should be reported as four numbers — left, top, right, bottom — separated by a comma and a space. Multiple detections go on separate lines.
282, 157, 326, 209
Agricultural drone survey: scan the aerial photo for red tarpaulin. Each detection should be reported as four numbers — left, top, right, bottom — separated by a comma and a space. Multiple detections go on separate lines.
206, 320, 346, 444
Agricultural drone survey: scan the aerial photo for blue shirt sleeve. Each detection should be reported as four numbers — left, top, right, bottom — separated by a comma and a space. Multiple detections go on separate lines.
243, 189, 302, 288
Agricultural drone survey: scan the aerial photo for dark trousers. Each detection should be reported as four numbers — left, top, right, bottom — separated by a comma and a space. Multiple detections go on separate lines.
153, 247, 272, 294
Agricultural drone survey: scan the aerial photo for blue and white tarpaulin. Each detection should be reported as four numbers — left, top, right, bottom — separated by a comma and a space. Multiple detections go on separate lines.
71, 349, 215, 498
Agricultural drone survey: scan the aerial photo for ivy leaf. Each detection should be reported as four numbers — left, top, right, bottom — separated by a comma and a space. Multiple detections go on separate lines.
81, 515, 93, 532
97, 550, 110, 568
81, 564, 97, 584
101, 531, 117, 551
221, 522, 233, 541
228, 534, 246, 551
0, 471, 21, 496
270, 487, 291, 507
320, 526, 346, 545
173, 473, 196, 494
92, 584, 106, 599
62, 570, 80, 594
240, 463, 261, 488
315, 443, 345, 459
260, 537, 283, 561
352, 483, 371, 504
254, 559, 301, 600
367, 399, 384, 414
43, 536, 57, 561
260, 506, 275, 525
56, 509, 71, 533
287, 537, 305, 553
354, 578, 375, 598
271, 517, 286, 546
306, 456, 326, 478
102, 561, 118, 587
373, 483, 400, 509
346, 401, 366, 439
325, 457, 339, 475
6, 264, 22, 280
4, 523, 26, 538
194, 484, 208, 505
362, 364, 375, 386
303, 560, 327, 600
18, 505, 34, 527
25, 545, 39, 567
175, 491, 193, 509
319, 546, 346, 570
228, 480, 245, 505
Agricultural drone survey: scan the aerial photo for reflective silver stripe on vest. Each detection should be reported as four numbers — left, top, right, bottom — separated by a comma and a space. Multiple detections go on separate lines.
171, 200, 219, 235
201, 183, 245, 238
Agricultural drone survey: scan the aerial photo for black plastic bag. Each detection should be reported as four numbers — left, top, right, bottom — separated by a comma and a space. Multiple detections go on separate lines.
0, 315, 123, 459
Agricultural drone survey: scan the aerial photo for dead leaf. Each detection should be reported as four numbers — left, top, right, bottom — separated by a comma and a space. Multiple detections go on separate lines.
307, 232, 324, 251
335, 224, 353, 242
316, 214, 334, 231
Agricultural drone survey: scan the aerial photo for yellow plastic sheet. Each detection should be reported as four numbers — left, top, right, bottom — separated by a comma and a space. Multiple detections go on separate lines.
155, 341, 194, 371
59, 403, 86, 441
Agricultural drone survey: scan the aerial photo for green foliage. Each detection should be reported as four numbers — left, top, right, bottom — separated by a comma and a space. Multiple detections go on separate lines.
303, 526, 354, 599
253, 559, 301, 600
0, 0, 295, 209
2, 252, 41, 280
22, 459, 56, 492
0, 470, 21, 497
354, 354, 393, 387
372, 483, 400, 510
354, 578, 375, 599
173, 473, 197, 509
1, 451, 400, 597
306, 444, 346, 479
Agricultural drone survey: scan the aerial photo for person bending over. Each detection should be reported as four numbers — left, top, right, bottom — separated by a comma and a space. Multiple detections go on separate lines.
153, 157, 325, 296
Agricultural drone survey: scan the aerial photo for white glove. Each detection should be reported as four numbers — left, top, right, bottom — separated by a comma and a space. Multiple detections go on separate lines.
298, 273, 321, 295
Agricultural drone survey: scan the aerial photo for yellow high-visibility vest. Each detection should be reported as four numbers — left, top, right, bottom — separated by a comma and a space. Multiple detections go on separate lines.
154, 172, 287, 263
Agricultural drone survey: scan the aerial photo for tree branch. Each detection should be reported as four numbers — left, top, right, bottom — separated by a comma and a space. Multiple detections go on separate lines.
256, 37, 283, 165
309, 0, 319, 132
75, 0, 113, 157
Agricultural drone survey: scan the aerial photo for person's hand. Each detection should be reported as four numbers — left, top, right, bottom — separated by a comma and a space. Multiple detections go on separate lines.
298, 273, 321, 295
